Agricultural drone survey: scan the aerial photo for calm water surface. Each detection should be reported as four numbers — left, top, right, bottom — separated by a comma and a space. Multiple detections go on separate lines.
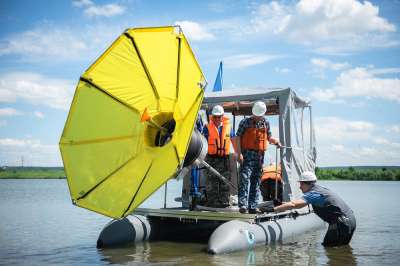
0, 180, 399, 265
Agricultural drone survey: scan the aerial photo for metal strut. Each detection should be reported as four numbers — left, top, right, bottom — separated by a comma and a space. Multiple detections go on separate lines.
197, 159, 237, 190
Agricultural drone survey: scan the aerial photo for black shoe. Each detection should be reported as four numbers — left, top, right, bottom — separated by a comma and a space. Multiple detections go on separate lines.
239, 207, 247, 214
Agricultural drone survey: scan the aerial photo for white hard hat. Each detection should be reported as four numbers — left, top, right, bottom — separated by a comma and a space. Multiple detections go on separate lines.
299, 171, 317, 182
212, 105, 224, 116
252, 101, 267, 116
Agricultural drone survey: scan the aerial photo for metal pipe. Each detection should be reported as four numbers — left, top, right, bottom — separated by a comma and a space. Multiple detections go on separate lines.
198, 159, 237, 190
274, 146, 279, 200
163, 182, 167, 208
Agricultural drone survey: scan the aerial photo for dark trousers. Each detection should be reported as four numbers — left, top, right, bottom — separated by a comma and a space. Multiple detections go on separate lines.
204, 155, 231, 208
323, 213, 356, 246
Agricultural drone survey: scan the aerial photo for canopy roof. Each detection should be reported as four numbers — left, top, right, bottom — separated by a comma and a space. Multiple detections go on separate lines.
204, 87, 316, 208
202, 88, 310, 116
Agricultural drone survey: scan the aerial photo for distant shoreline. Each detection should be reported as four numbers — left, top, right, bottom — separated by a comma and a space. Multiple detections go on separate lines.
1, 166, 399, 181
0, 167, 66, 179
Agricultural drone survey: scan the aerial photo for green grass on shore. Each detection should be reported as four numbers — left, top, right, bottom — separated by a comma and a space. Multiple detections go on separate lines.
1, 166, 399, 180
315, 166, 400, 181
0, 167, 65, 179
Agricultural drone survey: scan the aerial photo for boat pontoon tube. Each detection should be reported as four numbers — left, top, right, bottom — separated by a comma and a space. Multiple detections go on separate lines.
208, 213, 325, 254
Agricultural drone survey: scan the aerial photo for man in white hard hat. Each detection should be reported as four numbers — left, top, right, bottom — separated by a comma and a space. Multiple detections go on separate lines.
261, 171, 356, 246
201, 105, 235, 207
233, 101, 280, 214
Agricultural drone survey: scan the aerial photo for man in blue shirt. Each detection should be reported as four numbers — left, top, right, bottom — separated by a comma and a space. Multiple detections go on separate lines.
263, 171, 356, 246
233, 101, 280, 214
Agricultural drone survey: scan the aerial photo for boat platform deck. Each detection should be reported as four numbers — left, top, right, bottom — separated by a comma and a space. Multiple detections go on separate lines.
133, 207, 296, 223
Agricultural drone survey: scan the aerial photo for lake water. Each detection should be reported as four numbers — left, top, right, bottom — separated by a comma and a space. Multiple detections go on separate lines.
0, 179, 399, 265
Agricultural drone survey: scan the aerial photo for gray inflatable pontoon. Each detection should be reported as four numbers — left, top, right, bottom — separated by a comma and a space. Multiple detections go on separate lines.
97, 208, 325, 254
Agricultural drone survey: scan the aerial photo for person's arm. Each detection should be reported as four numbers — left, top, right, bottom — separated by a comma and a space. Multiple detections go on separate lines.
232, 120, 245, 162
271, 191, 324, 213
231, 136, 240, 153
231, 137, 243, 162
274, 199, 307, 212
266, 120, 281, 147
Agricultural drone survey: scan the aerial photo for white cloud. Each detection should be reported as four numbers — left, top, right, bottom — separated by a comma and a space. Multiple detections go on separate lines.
84, 4, 125, 17
373, 137, 390, 145
0, 72, 74, 110
73, 0, 125, 17
315, 116, 375, 142
311, 58, 350, 71
247, 0, 398, 53
331, 144, 345, 152
175, 21, 215, 41
310, 67, 400, 102
0, 26, 88, 61
0, 23, 121, 62
370, 68, 400, 75
72, 0, 93, 8
0, 108, 21, 116
355, 147, 376, 156
386, 125, 400, 134
0, 138, 61, 166
34, 111, 45, 119
315, 117, 400, 166
224, 54, 281, 69
275, 67, 291, 73
311, 58, 351, 79
0, 138, 27, 147
318, 142, 400, 166
310, 89, 341, 102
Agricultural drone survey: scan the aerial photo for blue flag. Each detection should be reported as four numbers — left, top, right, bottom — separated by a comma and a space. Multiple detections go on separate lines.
212, 61, 223, 92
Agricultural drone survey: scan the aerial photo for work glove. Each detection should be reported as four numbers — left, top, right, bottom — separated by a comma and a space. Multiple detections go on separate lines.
273, 199, 282, 206
257, 201, 275, 213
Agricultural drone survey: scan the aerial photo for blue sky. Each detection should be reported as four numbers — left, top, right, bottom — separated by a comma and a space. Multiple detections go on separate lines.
0, 0, 399, 167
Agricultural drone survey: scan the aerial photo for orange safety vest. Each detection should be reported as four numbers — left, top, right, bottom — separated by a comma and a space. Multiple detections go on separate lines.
240, 118, 269, 151
261, 164, 282, 182
207, 116, 231, 156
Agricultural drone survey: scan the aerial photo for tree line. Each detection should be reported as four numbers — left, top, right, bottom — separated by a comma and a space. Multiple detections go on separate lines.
316, 167, 400, 181
1, 166, 400, 180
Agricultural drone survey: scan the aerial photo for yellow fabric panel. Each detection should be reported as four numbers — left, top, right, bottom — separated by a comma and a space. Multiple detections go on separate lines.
60, 81, 143, 142
76, 152, 152, 218
173, 93, 203, 161
60, 82, 143, 199
126, 142, 179, 212
84, 34, 158, 114
61, 138, 138, 200
158, 98, 175, 113
128, 27, 178, 108
175, 37, 205, 120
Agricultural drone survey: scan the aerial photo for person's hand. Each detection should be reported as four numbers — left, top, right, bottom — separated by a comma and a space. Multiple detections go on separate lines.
264, 205, 275, 213
234, 153, 243, 163
258, 201, 275, 213
273, 199, 282, 206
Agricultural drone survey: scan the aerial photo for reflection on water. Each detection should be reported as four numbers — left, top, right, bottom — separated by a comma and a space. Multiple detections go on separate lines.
97, 232, 328, 266
324, 245, 357, 266
98, 232, 358, 266
1, 180, 400, 265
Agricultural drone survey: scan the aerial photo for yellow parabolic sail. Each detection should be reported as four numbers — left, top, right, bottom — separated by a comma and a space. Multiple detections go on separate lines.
59, 26, 206, 218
